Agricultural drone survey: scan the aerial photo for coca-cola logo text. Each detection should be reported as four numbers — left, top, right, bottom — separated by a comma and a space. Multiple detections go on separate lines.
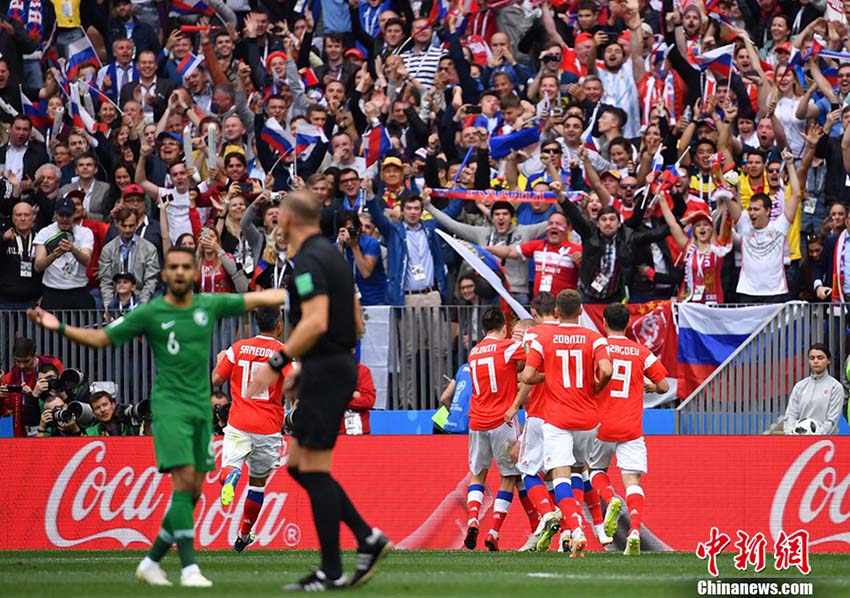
770, 440, 850, 547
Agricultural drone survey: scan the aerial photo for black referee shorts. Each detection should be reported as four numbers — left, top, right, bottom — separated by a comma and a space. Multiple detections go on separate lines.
291, 352, 358, 450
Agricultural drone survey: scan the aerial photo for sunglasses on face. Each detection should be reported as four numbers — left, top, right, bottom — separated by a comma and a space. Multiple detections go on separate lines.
620, 183, 637, 189
541, 148, 561, 154
767, 168, 781, 173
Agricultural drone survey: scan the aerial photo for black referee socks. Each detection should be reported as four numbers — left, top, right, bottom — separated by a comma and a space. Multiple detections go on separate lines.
297, 471, 343, 580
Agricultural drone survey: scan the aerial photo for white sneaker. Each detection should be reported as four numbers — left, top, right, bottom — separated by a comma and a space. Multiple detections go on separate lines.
593, 523, 614, 546
624, 529, 640, 556
569, 526, 587, 558
557, 529, 572, 553
135, 559, 172, 586
180, 567, 214, 587
518, 531, 541, 552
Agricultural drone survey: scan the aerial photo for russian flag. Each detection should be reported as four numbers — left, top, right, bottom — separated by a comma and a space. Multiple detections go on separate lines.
694, 44, 734, 79
300, 67, 320, 88
489, 127, 540, 160
360, 125, 392, 168
171, 0, 215, 15
68, 82, 92, 131
295, 122, 327, 158
676, 303, 783, 398
66, 35, 101, 80
705, 0, 732, 26
20, 90, 49, 130
260, 117, 294, 158
428, 0, 449, 25
176, 53, 203, 81
822, 67, 838, 89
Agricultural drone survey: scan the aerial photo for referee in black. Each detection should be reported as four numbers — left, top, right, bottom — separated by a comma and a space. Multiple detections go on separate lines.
249, 190, 391, 591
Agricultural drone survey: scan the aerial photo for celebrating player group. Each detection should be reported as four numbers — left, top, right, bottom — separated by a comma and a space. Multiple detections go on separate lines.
465, 290, 668, 557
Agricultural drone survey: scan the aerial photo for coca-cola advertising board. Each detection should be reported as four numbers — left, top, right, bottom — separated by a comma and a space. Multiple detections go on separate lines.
1, 436, 848, 551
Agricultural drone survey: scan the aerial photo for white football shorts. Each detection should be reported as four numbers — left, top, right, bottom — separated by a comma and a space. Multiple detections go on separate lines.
589, 436, 648, 474
468, 420, 520, 476
517, 416, 545, 476
221, 424, 283, 478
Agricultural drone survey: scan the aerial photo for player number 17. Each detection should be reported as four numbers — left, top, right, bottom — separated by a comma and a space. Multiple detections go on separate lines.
470, 357, 497, 395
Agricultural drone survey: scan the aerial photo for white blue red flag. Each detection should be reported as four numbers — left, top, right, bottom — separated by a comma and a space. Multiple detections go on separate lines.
172, 0, 215, 16
360, 125, 392, 168
260, 117, 294, 158
295, 122, 327, 158
66, 35, 101, 80
20, 89, 48, 130
694, 44, 734, 79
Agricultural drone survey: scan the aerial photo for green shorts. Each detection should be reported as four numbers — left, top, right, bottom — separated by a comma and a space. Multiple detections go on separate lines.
152, 414, 215, 473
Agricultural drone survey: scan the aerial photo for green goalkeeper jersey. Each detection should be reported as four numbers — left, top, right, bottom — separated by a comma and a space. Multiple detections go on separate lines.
105, 293, 245, 418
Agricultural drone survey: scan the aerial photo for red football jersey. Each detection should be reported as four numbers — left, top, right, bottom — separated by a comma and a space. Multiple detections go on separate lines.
215, 335, 286, 435
468, 336, 524, 431
522, 321, 561, 419
526, 323, 610, 431
517, 240, 582, 296
597, 335, 668, 442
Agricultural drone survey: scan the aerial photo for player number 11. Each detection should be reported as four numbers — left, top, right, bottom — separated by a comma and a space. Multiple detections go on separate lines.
238, 360, 271, 400
556, 349, 584, 388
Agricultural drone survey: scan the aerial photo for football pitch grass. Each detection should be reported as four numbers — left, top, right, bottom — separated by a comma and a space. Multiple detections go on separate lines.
1, 550, 847, 598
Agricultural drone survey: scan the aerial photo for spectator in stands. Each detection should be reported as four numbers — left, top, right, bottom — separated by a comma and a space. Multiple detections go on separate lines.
368, 187, 447, 407
783, 344, 845, 435
1, 338, 63, 437
340, 359, 376, 435
721, 148, 801, 303
427, 196, 548, 305
0, 115, 48, 184
0, 202, 42, 309
337, 210, 386, 306
57, 153, 112, 222
211, 389, 230, 436
98, 207, 159, 306
815, 208, 850, 302
33, 194, 94, 309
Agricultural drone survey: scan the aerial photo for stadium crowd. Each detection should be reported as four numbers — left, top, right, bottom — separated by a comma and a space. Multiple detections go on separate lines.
2, 0, 850, 315
2, 0, 850, 428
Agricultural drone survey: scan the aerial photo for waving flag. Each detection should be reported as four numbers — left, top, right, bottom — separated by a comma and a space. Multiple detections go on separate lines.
694, 44, 734, 79
705, 0, 732, 26
427, 0, 450, 25
822, 67, 838, 89
260, 117, 294, 158
176, 53, 204, 81
489, 127, 540, 160
171, 0, 215, 15
68, 82, 96, 132
66, 35, 101, 80
435, 229, 531, 321
360, 125, 392, 168
20, 90, 49, 130
295, 122, 328, 158
300, 67, 320, 88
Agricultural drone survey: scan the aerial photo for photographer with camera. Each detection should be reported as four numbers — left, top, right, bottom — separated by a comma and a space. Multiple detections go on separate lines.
211, 389, 230, 436
336, 210, 386, 306
1, 338, 64, 437
34, 369, 94, 438
85, 390, 145, 437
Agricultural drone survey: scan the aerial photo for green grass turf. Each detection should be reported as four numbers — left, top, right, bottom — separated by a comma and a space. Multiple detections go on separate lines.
0, 550, 846, 598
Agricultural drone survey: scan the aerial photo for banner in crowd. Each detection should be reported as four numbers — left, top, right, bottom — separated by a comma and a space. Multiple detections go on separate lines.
677, 303, 783, 398
580, 300, 679, 407
0, 437, 847, 552
360, 306, 393, 410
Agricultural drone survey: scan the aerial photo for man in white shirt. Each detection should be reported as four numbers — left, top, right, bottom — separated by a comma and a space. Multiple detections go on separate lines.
722, 148, 801, 303
135, 144, 193, 245
33, 195, 94, 309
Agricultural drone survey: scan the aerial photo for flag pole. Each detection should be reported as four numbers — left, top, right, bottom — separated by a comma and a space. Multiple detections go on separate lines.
452, 146, 475, 187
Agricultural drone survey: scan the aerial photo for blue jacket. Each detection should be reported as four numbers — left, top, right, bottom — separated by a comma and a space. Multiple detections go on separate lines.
367, 196, 448, 306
